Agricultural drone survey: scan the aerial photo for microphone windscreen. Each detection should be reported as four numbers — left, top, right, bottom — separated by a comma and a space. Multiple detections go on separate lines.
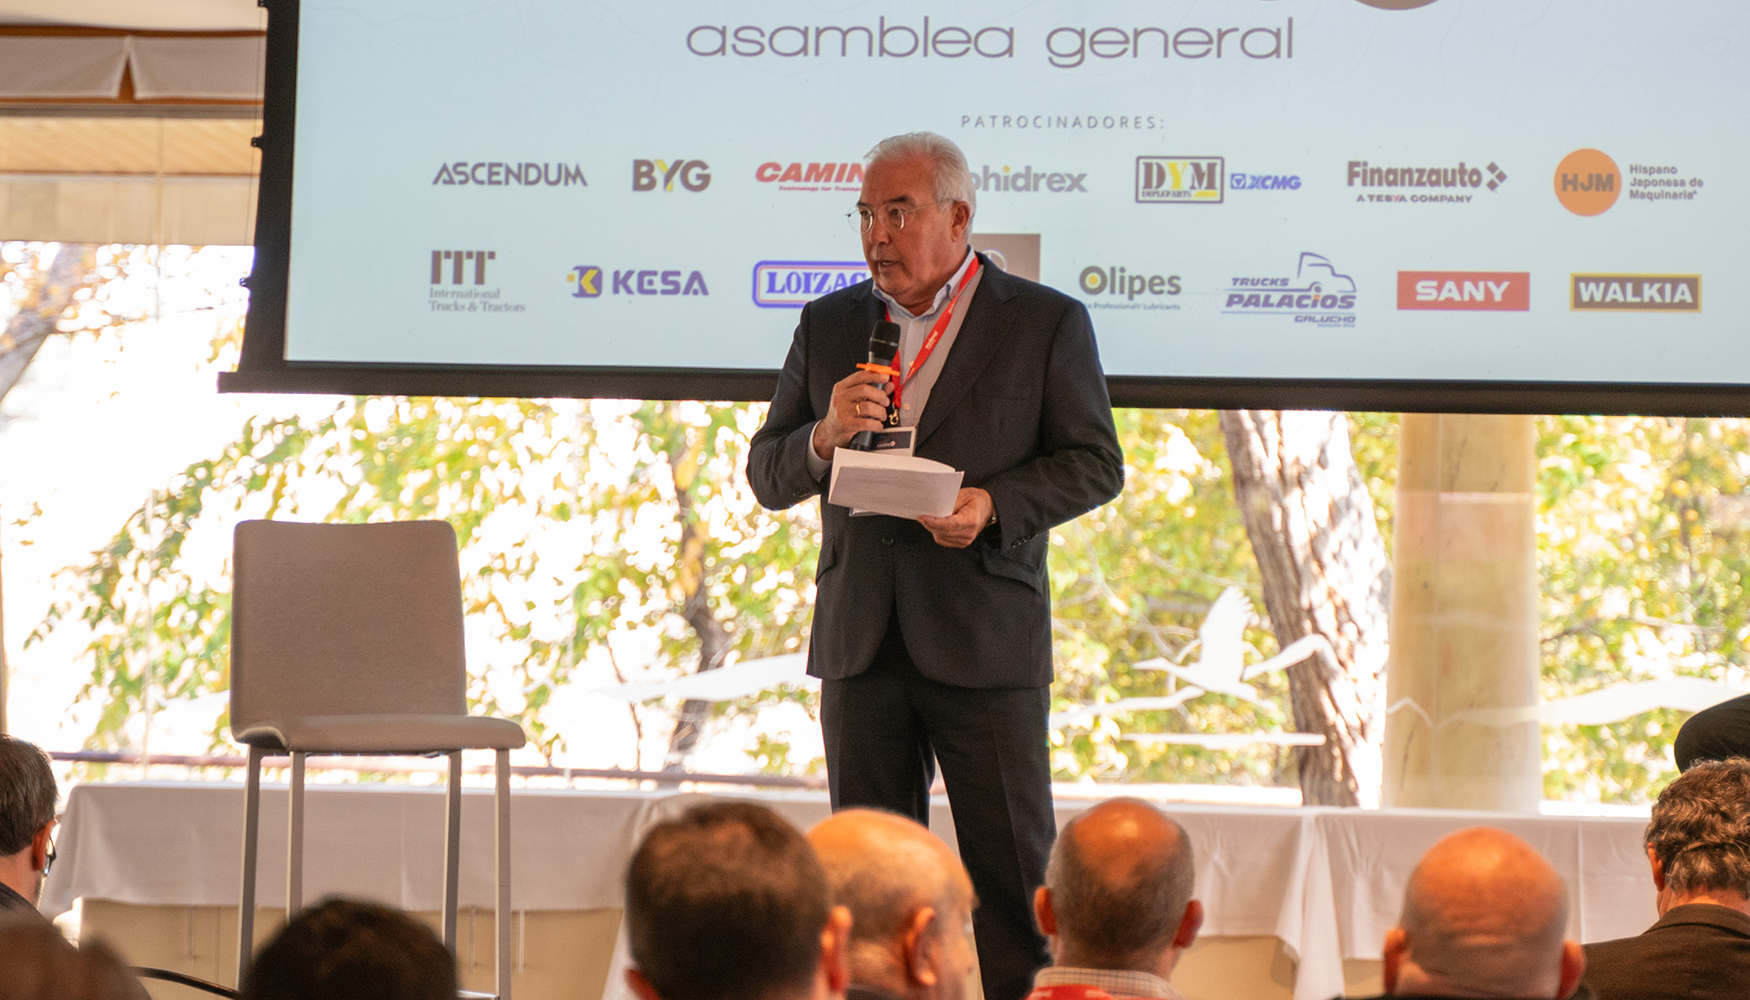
869, 321, 901, 367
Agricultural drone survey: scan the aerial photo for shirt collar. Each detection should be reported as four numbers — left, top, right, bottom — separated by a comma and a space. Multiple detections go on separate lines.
871, 247, 977, 322
1031, 965, 1183, 1000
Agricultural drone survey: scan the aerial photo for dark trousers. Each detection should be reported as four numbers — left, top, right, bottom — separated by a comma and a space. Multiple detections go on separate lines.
821, 618, 1055, 1000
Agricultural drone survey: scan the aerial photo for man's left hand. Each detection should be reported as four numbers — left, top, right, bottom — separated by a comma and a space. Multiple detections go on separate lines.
917, 488, 994, 549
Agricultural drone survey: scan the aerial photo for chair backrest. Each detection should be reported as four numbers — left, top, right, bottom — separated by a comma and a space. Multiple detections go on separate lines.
230, 520, 468, 730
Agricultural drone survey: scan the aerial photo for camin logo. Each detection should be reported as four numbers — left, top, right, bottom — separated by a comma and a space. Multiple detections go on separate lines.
756, 161, 864, 192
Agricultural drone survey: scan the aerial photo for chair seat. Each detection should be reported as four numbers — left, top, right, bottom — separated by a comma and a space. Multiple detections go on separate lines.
236, 714, 527, 754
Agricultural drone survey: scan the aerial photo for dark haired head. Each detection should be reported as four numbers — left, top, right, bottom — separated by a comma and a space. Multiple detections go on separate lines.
240, 898, 456, 1000
1646, 757, 1750, 897
0, 914, 147, 1000
0, 736, 56, 859
626, 801, 831, 1000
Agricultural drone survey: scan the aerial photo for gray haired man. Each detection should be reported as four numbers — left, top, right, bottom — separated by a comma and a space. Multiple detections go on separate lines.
0, 735, 57, 916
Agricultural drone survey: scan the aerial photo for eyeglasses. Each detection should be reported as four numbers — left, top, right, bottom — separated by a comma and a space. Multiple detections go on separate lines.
848, 199, 951, 235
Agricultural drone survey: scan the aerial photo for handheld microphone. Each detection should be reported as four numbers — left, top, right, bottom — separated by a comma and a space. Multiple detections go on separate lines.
848, 320, 902, 451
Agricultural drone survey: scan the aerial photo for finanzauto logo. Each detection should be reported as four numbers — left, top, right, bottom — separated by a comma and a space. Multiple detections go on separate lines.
752, 261, 871, 308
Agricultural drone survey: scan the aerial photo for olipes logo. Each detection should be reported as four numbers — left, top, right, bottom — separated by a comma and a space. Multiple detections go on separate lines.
633, 159, 711, 192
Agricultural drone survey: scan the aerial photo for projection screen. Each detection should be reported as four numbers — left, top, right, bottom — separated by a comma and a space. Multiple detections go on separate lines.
224, 0, 1750, 412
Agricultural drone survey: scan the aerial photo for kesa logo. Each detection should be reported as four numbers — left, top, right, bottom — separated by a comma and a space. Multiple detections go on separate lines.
567, 265, 709, 298
752, 261, 871, 308
1348, 159, 1506, 204
1554, 149, 1619, 216
1397, 271, 1529, 311
633, 159, 711, 192
972, 163, 1086, 194
1137, 156, 1223, 204
1077, 264, 1180, 311
757, 161, 864, 192
430, 250, 524, 314
431, 161, 586, 188
1570, 274, 1699, 312
1224, 253, 1357, 325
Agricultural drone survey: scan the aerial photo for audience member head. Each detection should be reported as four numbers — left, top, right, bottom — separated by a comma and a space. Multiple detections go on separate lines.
1643, 756, 1750, 914
1384, 827, 1582, 1000
0, 913, 146, 1000
808, 809, 976, 1000
1034, 798, 1202, 981
0, 736, 57, 908
239, 897, 456, 1000
626, 801, 849, 1000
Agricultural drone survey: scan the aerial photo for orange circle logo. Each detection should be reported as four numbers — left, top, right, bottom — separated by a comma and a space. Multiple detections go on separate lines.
1554, 149, 1621, 216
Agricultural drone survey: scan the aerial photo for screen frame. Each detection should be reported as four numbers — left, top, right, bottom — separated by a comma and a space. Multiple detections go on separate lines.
223, 0, 1750, 416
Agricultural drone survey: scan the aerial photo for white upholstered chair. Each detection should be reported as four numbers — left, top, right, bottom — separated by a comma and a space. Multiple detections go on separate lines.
229, 519, 525, 997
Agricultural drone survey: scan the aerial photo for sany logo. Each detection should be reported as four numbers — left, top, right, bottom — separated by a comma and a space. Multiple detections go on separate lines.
756, 162, 865, 189
752, 261, 870, 308
1397, 271, 1529, 311
568, 266, 708, 298
633, 159, 711, 192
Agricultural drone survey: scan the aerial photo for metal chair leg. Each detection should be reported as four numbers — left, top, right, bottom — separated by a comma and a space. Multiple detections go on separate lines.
236, 745, 265, 989
287, 751, 305, 919
496, 748, 511, 1000
443, 750, 462, 953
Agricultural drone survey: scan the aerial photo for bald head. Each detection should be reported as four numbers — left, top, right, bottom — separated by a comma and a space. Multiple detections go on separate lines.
1044, 799, 1196, 970
1388, 828, 1580, 999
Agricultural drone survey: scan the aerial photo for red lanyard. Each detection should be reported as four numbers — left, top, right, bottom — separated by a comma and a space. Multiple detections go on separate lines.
1026, 986, 1167, 1000
883, 254, 981, 412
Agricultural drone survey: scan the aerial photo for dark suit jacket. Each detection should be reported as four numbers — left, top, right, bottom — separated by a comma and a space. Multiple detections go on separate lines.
747, 253, 1124, 689
1583, 903, 1750, 1000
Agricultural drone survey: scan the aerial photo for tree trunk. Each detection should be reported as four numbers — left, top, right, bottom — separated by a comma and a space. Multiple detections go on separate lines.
662, 437, 732, 771
1219, 410, 1391, 807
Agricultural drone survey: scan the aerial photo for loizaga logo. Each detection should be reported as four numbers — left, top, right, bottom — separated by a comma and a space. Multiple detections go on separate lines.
973, 163, 1086, 193
430, 250, 524, 313
756, 161, 864, 192
752, 261, 871, 308
1137, 157, 1223, 204
633, 159, 711, 192
1571, 274, 1699, 312
1555, 149, 1621, 216
568, 265, 709, 298
1348, 159, 1506, 204
431, 161, 586, 187
1077, 264, 1180, 311
1224, 253, 1357, 325
1397, 271, 1530, 311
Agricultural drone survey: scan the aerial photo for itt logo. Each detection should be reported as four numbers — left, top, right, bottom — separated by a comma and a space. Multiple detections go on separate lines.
1136, 157, 1224, 204
633, 159, 711, 192
431, 250, 495, 285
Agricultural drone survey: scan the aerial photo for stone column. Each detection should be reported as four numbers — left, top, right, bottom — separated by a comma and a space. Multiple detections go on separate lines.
1384, 414, 1542, 812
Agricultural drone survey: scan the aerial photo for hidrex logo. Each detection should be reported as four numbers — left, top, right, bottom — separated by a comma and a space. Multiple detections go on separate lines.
431, 161, 586, 187
633, 159, 711, 192
1137, 156, 1223, 204
972, 164, 1086, 193
752, 261, 871, 308
568, 265, 709, 298
431, 249, 495, 285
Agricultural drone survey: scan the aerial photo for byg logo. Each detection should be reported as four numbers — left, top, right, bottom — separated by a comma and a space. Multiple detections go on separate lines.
633, 159, 711, 192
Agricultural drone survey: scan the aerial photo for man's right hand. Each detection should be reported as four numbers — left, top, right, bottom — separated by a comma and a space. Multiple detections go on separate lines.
812, 369, 893, 461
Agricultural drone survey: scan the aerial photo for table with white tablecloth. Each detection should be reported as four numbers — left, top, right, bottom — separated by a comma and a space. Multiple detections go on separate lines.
42, 782, 1657, 1000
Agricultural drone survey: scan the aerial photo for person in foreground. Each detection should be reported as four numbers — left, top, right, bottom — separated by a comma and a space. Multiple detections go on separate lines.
1582, 757, 1750, 1000
240, 897, 455, 1000
626, 801, 851, 1000
747, 130, 1124, 1000
808, 809, 977, 1000
1027, 798, 1202, 1000
0, 735, 57, 916
0, 914, 146, 1000
1672, 693, 1750, 770
1364, 827, 1584, 1000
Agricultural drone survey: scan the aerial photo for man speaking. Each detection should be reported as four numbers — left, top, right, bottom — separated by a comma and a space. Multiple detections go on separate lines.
748, 132, 1124, 1000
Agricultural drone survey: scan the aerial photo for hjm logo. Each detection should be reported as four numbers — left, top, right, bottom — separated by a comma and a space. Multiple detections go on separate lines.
634, 159, 711, 192
431, 250, 495, 286
1137, 157, 1224, 204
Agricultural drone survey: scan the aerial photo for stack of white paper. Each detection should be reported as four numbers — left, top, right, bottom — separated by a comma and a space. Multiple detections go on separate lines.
828, 448, 963, 519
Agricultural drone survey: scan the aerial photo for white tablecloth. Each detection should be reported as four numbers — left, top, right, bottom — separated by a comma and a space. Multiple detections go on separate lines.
42, 783, 1657, 1000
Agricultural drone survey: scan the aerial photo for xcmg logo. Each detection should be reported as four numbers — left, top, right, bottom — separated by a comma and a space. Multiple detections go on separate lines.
431, 249, 495, 285
431, 161, 586, 187
567, 265, 709, 298
1230, 172, 1300, 191
972, 163, 1087, 193
1136, 156, 1223, 204
633, 159, 711, 192
1397, 271, 1530, 311
752, 261, 871, 308
756, 161, 864, 192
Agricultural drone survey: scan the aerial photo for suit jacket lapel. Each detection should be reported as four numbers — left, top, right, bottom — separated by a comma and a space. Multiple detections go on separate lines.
913, 253, 1015, 449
